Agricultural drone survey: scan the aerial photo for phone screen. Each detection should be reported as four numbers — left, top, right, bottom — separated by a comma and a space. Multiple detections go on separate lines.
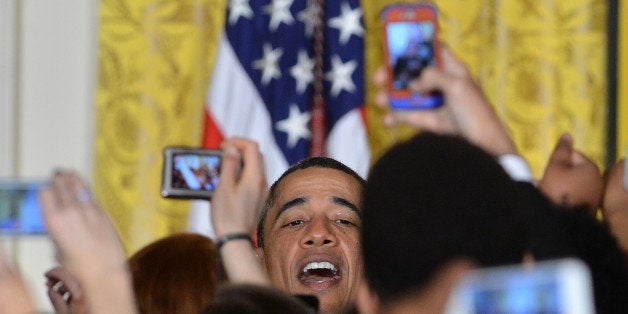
0, 181, 47, 235
386, 21, 435, 91
172, 153, 221, 192
161, 147, 223, 200
470, 276, 562, 312
445, 259, 594, 314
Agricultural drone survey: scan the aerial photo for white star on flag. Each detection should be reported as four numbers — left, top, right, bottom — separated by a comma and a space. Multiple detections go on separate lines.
298, 0, 320, 37
265, 0, 295, 32
253, 43, 283, 85
326, 55, 357, 97
228, 0, 254, 25
192, 0, 371, 242
290, 50, 314, 94
328, 2, 364, 44
275, 104, 311, 148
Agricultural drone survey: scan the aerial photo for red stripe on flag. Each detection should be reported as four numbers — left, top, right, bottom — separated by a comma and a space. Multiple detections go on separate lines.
359, 105, 369, 135
202, 109, 224, 149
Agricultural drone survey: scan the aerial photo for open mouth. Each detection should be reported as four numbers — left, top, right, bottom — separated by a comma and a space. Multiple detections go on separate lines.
298, 261, 341, 285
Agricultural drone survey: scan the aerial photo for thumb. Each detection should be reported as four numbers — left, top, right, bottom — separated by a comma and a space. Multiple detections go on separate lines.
549, 133, 574, 165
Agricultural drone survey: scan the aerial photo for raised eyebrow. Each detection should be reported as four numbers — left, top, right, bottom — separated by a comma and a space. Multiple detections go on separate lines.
332, 196, 362, 219
273, 197, 307, 223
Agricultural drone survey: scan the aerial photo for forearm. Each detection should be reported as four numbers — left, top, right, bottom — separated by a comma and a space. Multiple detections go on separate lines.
80, 266, 137, 314
219, 240, 270, 285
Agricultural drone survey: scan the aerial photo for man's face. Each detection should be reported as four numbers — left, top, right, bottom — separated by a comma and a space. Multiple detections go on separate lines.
257, 167, 364, 313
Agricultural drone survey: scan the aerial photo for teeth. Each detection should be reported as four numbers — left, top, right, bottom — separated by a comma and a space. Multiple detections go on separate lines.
302, 261, 337, 273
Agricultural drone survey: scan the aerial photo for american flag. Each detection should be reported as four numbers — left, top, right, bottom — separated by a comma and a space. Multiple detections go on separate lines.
189, 0, 370, 235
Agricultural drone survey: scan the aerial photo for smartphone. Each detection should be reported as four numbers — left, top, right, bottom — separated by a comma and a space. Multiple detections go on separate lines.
444, 258, 594, 314
161, 147, 223, 200
0, 180, 47, 234
381, 3, 443, 109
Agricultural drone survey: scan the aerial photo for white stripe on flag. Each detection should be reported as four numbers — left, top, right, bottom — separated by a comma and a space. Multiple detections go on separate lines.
327, 108, 370, 179
207, 34, 289, 184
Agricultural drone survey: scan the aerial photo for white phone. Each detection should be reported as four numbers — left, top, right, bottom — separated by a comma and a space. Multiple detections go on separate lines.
444, 258, 594, 314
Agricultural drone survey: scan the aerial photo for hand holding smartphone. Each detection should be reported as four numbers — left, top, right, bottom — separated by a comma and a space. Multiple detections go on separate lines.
381, 3, 442, 109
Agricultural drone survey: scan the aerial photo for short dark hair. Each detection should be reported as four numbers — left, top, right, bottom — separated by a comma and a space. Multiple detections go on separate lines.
362, 132, 527, 302
203, 284, 316, 313
256, 157, 366, 248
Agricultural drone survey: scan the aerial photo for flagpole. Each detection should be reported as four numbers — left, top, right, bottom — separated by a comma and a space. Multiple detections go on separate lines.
310, 0, 327, 157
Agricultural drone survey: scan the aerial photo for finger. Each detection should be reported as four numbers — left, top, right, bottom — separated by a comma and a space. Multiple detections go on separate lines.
548, 133, 574, 165
229, 137, 265, 184
372, 66, 388, 86
44, 266, 65, 281
440, 46, 471, 78
51, 171, 75, 208
376, 46, 467, 106
39, 186, 61, 230
374, 90, 389, 108
66, 173, 92, 205
47, 289, 70, 312
411, 66, 457, 96
45, 269, 83, 301
217, 141, 240, 189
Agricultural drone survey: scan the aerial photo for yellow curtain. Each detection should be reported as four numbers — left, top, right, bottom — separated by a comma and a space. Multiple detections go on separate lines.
96, 0, 614, 253
95, 0, 227, 254
618, 0, 628, 159
364, 0, 608, 178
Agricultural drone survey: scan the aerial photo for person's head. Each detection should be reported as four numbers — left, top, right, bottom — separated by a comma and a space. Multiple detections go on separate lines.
539, 133, 603, 216
360, 132, 527, 308
521, 180, 628, 313
203, 283, 316, 314
128, 233, 219, 314
255, 157, 366, 314
602, 158, 628, 252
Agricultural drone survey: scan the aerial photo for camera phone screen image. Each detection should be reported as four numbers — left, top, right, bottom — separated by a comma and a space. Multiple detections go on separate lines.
0, 181, 46, 235
171, 153, 221, 192
471, 281, 562, 313
387, 21, 435, 91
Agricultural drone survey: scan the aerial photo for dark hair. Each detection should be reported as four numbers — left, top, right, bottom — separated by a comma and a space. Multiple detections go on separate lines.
203, 284, 317, 314
518, 182, 628, 312
128, 233, 219, 314
362, 132, 527, 302
256, 157, 366, 247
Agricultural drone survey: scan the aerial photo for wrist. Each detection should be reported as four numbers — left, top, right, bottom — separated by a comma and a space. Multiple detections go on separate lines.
216, 232, 254, 252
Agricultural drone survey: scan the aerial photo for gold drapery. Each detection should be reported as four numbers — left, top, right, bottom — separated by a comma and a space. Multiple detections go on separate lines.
95, 0, 226, 253
363, 0, 608, 177
618, 1, 628, 159
96, 0, 613, 253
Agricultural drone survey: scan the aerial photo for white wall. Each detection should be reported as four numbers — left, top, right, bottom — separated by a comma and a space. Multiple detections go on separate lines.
0, 0, 98, 311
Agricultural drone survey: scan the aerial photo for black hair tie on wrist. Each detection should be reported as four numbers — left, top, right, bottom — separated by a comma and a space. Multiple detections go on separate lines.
216, 232, 254, 252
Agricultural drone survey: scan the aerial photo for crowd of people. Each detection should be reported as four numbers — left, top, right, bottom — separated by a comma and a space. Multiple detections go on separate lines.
1, 44, 627, 314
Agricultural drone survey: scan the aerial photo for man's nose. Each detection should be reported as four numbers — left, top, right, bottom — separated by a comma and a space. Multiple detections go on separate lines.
301, 218, 337, 247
